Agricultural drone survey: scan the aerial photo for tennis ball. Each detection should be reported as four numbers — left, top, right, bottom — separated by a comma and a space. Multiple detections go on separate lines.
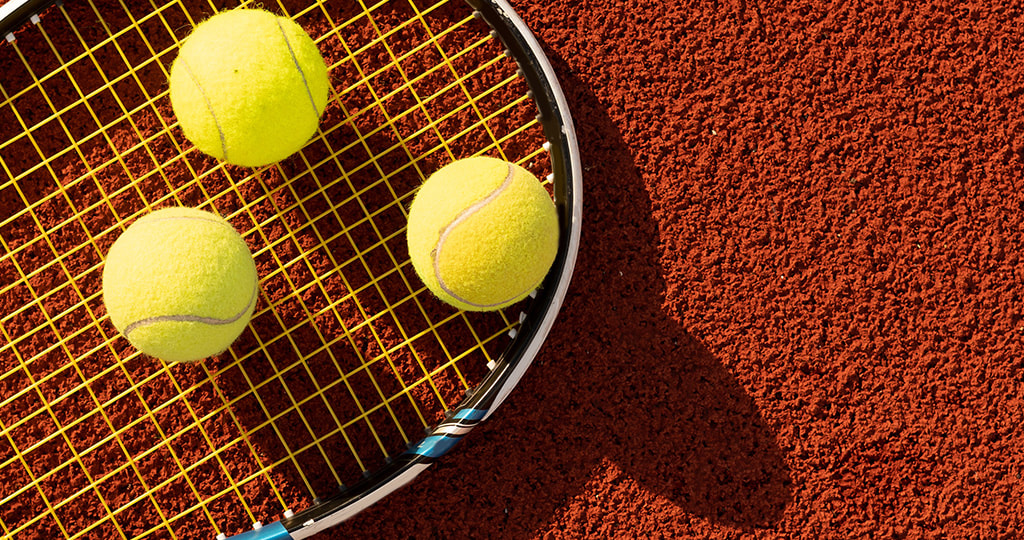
168, 8, 329, 167
406, 156, 559, 311
102, 207, 259, 363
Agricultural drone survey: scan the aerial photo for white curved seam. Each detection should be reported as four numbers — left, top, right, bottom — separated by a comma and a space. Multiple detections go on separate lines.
432, 163, 534, 309
123, 213, 256, 335
275, 18, 320, 120
182, 59, 228, 161
124, 281, 258, 335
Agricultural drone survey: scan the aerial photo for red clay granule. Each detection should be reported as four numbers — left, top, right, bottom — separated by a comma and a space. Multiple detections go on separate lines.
338, 0, 1024, 538
2, 0, 1024, 539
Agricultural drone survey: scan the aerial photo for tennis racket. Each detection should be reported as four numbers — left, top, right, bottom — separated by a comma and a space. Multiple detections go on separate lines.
0, 0, 581, 538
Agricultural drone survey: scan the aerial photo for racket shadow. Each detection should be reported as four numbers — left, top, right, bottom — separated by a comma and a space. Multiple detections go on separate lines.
335, 56, 792, 538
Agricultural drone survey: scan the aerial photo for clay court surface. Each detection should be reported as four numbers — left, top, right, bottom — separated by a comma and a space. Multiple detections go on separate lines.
3, 0, 1024, 538
318, 2, 1024, 537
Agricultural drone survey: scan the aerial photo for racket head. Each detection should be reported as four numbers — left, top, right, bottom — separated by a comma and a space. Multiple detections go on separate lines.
0, 0, 581, 538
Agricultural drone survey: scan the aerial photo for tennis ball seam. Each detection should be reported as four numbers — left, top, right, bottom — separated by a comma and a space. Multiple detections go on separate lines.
123, 285, 258, 336
274, 17, 321, 120
117, 212, 258, 336
180, 59, 229, 161
176, 11, 323, 165
430, 161, 540, 309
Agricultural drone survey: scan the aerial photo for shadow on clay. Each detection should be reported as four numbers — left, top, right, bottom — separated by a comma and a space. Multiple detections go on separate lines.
492, 61, 795, 533
339, 50, 793, 538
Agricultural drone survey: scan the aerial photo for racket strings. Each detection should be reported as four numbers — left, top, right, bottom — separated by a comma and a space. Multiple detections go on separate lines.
0, 0, 546, 537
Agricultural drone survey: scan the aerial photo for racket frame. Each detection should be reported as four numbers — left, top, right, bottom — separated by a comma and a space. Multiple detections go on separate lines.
0, 0, 582, 537
258, 0, 582, 537
0, 0, 58, 41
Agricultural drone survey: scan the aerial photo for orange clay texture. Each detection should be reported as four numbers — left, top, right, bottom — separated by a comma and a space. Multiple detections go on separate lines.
2, 0, 1023, 539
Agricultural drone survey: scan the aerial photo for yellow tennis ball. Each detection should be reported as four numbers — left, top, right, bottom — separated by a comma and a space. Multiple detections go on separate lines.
102, 207, 259, 363
168, 8, 330, 167
407, 157, 560, 311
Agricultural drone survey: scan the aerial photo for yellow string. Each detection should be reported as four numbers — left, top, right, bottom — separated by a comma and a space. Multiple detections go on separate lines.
0, 0, 546, 537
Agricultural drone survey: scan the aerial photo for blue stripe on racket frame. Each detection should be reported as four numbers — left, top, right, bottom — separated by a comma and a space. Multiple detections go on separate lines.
407, 408, 488, 458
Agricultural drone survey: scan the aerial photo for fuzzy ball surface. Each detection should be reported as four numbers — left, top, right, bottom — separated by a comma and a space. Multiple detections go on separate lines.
102, 207, 259, 362
168, 8, 329, 167
406, 156, 560, 311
